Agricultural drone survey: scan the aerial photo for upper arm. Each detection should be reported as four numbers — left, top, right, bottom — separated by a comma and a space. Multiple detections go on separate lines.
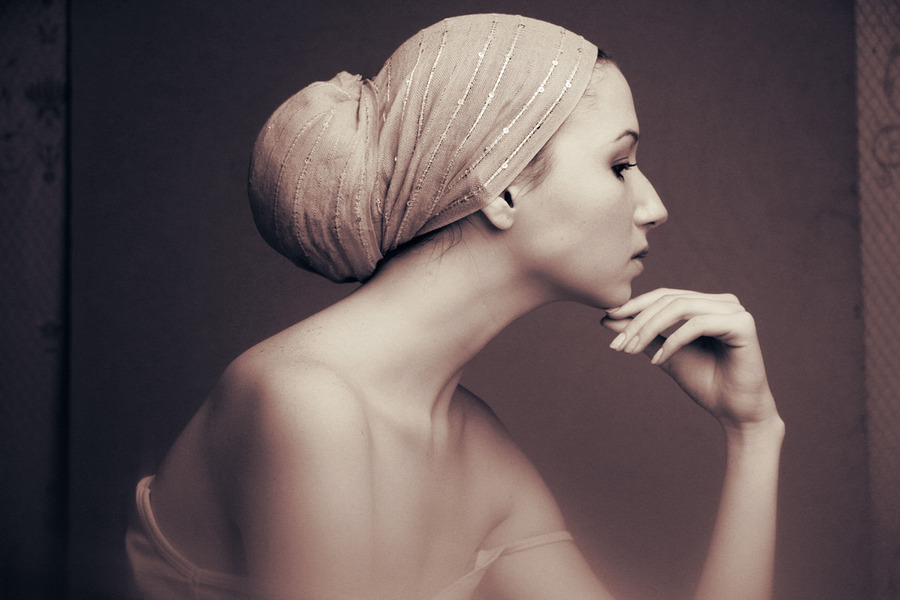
476, 471, 615, 600
464, 396, 615, 600
218, 357, 372, 598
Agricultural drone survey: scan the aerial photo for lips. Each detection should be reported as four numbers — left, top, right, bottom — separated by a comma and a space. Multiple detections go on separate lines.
632, 248, 649, 259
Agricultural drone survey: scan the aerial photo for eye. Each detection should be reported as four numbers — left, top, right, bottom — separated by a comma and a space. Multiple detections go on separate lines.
612, 162, 637, 180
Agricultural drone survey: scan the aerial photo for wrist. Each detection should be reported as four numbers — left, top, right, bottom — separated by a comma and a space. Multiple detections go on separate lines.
722, 413, 785, 451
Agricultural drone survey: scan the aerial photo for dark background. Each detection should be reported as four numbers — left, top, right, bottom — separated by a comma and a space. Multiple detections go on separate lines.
5, 0, 870, 598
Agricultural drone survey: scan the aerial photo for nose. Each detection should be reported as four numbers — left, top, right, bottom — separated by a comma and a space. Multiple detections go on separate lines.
634, 169, 667, 230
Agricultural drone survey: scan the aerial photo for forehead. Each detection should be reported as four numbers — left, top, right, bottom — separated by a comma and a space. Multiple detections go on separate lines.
561, 64, 639, 139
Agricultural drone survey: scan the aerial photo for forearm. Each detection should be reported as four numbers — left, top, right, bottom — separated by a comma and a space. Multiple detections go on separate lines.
695, 414, 785, 600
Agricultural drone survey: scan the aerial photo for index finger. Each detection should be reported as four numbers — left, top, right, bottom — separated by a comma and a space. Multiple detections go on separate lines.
605, 288, 688, 319
606, 289, 738, 319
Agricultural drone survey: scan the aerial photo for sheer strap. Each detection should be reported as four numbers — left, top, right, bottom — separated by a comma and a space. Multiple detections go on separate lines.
130, 474, 573, 600
431, 531, 574, 600
128, 475, 247, 596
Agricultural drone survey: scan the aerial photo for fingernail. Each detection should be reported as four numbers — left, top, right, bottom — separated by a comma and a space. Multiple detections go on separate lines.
610, 333, 626, 350
650, 347, 664, 364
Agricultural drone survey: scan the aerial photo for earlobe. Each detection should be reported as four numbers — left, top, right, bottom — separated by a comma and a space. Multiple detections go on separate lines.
480, 193, 516, 230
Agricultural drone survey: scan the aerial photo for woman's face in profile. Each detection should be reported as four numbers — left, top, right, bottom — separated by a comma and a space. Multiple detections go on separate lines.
509, 64, 667, 308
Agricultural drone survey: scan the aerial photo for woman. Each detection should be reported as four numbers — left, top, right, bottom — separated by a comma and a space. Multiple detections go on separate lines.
126, 14, 784, 600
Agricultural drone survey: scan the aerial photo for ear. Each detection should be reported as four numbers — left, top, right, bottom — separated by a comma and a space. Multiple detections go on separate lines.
480, 190, 516, 230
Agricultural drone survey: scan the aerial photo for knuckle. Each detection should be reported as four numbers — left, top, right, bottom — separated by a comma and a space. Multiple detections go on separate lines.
737, 310, 756, 326
719, 292, 739, 304
660, 292, 681, 305
691, 313, 714, 328
671, 296, 691, 310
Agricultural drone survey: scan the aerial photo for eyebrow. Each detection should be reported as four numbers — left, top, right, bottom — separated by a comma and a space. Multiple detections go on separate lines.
614, 130, 640, 146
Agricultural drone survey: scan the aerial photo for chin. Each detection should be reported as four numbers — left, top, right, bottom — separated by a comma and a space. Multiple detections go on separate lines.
578, 284, 633, 310
604, 291, 633, 310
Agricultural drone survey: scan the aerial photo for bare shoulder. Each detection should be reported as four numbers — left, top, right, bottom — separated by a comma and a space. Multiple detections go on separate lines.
454, 386, 569, 547
209, 343, 369, 465
200, 345, 385, 592
199, 329, 374, 510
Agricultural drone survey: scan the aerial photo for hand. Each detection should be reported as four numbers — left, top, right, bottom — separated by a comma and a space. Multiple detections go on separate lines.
602, 289, 779, 433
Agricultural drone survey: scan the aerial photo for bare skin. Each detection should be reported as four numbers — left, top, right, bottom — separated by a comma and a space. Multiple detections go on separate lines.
148, 64, 783, 600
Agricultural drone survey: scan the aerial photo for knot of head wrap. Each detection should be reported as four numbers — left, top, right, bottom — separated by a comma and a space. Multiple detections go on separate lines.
248, 13, 598, 282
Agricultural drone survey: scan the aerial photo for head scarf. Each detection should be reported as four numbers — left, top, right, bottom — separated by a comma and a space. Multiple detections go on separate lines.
248, 14, 598, 282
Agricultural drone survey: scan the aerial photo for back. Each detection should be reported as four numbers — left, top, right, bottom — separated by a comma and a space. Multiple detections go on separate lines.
140, 330, 569, 599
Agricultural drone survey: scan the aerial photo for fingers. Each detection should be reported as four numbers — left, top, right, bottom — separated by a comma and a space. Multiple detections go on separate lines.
607, 290, 749, 360
599, 316, 629, 334
601, 316, 665, 359
604, 290, 773, 426
649, 312, 752, 365
606, 289, 739, 320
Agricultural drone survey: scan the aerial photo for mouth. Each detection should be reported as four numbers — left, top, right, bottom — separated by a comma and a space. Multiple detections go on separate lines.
632, 248, 649, 260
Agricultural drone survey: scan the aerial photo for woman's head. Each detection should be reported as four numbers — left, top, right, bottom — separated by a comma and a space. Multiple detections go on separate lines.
248, 14, 598, 282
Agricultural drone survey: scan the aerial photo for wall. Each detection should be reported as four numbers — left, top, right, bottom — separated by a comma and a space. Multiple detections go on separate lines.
69, 1, 866, 598
0, 1, 68, 598
857, 1, 900, 598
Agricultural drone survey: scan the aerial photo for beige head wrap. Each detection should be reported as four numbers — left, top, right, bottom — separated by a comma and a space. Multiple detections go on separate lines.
248, 14, 598, 282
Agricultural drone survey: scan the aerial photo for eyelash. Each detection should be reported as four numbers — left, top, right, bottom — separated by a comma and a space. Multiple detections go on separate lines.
612, 162, 637, 180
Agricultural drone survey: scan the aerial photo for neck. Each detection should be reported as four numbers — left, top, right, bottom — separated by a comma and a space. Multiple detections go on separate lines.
309, 223, 550, 420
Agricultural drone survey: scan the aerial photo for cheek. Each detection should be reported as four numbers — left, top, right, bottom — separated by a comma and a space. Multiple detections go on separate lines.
516, 175, 634, 274
577, 194, 635, 255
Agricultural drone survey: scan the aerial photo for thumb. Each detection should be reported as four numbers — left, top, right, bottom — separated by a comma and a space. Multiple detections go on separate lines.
600, 316, 630, 333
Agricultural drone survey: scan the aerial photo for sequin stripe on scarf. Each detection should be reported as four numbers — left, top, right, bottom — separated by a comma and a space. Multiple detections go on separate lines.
414, 22, 497, 223
353, 82, 377, 272
323, 102, 369, 280
252, 81, 336, 259
278, 106, 335, 265
396, 18, 525, 248
426, 19, 502, 214
429, 37, 585, 227
475, 29, 568, 187
381, 32, 426, 242
483, 46, 585, 189
392, 24, 451, 247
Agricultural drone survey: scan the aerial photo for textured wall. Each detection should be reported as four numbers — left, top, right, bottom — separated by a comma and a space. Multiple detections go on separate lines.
857, 1, 900, 598
70, 1, 866, 599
